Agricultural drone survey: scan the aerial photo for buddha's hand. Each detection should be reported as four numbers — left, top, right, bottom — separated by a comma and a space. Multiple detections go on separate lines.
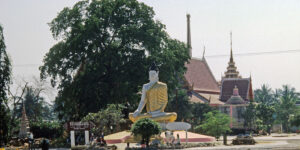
133, 110, 140, 117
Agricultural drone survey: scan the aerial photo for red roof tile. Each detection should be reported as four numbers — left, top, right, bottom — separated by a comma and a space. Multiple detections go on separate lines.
184, 58, 220, 92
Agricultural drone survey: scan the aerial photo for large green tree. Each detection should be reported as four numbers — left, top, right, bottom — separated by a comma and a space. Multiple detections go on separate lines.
40, 0, 189, 121
0, 24, 12, 146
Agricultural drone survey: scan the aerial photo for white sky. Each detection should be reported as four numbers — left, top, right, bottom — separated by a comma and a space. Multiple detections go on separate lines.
1, 0, 300, 98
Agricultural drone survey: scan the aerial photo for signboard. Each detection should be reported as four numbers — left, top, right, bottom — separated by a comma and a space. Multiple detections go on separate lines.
166, 122, 191, 131
64, 122, 95, 131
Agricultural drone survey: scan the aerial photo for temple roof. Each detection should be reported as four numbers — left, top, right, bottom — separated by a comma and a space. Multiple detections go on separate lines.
220, 78, 251, 102
184, 58, 220, 93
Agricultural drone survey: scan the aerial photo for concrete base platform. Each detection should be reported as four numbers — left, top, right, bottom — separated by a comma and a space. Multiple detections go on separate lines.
105, 130, 215, 144
104, 131, 132, 144
161, 131, 215, 143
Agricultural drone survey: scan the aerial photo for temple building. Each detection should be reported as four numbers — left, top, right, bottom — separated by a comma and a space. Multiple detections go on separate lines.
219, 32, 254, 104
183, 14, 254, 130
183, 14, 222, 105
218, 32, 254, 130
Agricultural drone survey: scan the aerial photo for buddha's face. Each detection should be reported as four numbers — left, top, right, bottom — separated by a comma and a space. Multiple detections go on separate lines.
149, 70, 159, 82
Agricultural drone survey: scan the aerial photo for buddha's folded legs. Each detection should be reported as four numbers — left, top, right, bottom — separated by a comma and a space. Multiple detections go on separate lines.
129, 112, 177, 123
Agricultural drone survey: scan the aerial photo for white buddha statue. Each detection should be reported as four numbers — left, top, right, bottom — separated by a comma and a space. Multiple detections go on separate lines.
129, 62, 177, 123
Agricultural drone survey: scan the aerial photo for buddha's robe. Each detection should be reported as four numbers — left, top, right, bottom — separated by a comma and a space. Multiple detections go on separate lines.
145, 82, 168, 113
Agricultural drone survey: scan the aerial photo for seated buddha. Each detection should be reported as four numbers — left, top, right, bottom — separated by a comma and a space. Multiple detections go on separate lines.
129, 62, 177, 123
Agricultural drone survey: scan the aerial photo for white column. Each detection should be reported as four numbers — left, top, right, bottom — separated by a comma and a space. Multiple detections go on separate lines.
85, 130, 89, 145
70, 130, 75, 147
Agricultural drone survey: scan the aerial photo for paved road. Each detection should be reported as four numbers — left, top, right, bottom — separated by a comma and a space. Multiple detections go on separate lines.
9, 134, 300, 150
186, 133, 300, 150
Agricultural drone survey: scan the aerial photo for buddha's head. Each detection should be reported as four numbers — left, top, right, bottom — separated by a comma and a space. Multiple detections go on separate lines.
149, 62, 159, 83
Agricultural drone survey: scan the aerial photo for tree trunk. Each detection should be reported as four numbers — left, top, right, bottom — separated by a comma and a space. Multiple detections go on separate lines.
223, 133, 227, 145
146, 140, 149, 147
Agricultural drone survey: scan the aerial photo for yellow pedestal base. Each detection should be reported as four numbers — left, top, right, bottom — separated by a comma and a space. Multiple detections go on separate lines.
129, 112, 177, 123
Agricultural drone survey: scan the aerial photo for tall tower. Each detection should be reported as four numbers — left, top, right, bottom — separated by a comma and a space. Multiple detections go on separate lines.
224, 32, 240, 78
187, 14, 192, 57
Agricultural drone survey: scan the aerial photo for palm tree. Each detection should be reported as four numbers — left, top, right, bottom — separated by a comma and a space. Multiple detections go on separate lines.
16, 86, 53, 121
276, 85, 300, 132
254, 84, 277, 105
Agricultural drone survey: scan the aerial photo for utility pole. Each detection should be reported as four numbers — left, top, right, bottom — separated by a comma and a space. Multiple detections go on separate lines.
176, 88, 178, 112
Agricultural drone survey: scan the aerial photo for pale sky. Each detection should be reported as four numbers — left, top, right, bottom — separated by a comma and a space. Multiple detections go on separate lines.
1, 0, 300, 98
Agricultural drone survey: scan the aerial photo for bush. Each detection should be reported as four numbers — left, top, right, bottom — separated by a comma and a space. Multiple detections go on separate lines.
131, 118, 161, 147
30, 121, 63, 139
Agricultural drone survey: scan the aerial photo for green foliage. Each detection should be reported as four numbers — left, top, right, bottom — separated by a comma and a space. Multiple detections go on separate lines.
0, 103, 11, 145
275, 85, 300, 132
40, 0, 189, 121
254, 84, 277, 105
256, 103, 275, 134
166, 88, 192, 121
131, 118, 161, 147
0, 24, 12, 145
82, 104, 125, 135
0, 24, 11, 104
196, 111, 231, 140
254, 84, 277, 133
291, 114, 300, 127
191, 103, 215, 126
242, 101, 256, 130
30, 121, 63, 139
254, 84, 300, 133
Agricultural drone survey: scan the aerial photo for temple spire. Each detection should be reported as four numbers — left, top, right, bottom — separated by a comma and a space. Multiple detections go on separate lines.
230, 31, 233, 62
224, 31, 240, 78
187, 14, 192, 57
202, 45, 205, 60
19, 100, 30, 138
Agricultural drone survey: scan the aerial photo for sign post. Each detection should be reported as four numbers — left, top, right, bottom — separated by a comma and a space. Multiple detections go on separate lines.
85, 130, 89, 145
70, 130, 75, 147
64, 122, 95, 146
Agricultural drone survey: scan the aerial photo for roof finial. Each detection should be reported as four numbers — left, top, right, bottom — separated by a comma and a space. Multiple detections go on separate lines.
187, 13, 192, 58
233, 85, 239, 96
202, 45, 206, 60
230, 31, 233, 62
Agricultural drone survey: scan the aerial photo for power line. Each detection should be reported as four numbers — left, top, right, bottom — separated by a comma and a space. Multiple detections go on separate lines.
205, 49, 300, 58
12, 49, 300, 67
